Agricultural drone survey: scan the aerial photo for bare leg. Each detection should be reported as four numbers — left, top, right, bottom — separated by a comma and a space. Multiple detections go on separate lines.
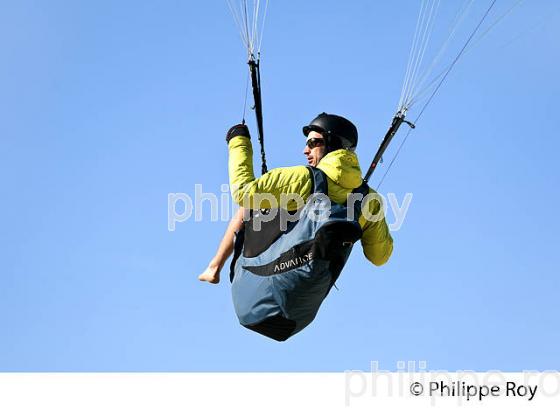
198, 207, 245, 284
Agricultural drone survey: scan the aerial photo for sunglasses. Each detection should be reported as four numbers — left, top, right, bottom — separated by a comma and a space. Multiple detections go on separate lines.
306, 137, 325, 149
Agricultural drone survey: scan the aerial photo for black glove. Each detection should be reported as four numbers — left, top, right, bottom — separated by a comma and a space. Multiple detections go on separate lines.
226, 123, 250, 143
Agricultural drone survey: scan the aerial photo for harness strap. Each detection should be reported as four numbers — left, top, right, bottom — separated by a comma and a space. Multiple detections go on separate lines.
350, 182, 370, 222
248, 58, 267, 175
307, 166, 370, 222
306, 166, 328, 195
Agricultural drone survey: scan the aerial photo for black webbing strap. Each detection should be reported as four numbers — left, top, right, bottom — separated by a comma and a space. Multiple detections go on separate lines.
248, 58, 268, 175
363, 111, 415, 184
306, 166, 328, 196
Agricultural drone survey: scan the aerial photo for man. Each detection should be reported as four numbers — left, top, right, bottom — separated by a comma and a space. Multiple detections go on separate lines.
199, 113, 393, 284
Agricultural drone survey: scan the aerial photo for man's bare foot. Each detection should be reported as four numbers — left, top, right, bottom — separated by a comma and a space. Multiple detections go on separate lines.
198, 263, 222, 284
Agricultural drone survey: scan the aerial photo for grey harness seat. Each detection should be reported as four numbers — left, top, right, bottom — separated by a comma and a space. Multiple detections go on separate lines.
229, 167, 369, 341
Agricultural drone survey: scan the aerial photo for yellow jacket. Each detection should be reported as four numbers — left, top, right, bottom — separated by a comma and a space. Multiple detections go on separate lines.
228, 136, 393, 266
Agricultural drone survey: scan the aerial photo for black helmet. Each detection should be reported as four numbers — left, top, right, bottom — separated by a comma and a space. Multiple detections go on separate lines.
302, 112, 358, 151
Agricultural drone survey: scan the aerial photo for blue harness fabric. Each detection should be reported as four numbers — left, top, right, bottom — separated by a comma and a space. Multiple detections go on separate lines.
230, 166, 369, 341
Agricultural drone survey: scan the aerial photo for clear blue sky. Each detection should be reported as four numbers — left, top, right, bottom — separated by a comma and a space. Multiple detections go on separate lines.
1, 0, 559, 371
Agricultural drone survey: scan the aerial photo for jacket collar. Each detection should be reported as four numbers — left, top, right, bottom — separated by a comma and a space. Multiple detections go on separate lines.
316, 149, 363, 189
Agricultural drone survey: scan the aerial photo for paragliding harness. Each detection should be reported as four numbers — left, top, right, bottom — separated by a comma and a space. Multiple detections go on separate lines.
229, 166, 370, 341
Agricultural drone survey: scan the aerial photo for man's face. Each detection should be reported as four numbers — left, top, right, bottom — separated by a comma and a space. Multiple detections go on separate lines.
303, 131, 326, 167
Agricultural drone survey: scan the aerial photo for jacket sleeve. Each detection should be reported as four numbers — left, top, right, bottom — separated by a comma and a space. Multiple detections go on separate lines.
358, 189, 394, 266
228, 136, 312, 210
